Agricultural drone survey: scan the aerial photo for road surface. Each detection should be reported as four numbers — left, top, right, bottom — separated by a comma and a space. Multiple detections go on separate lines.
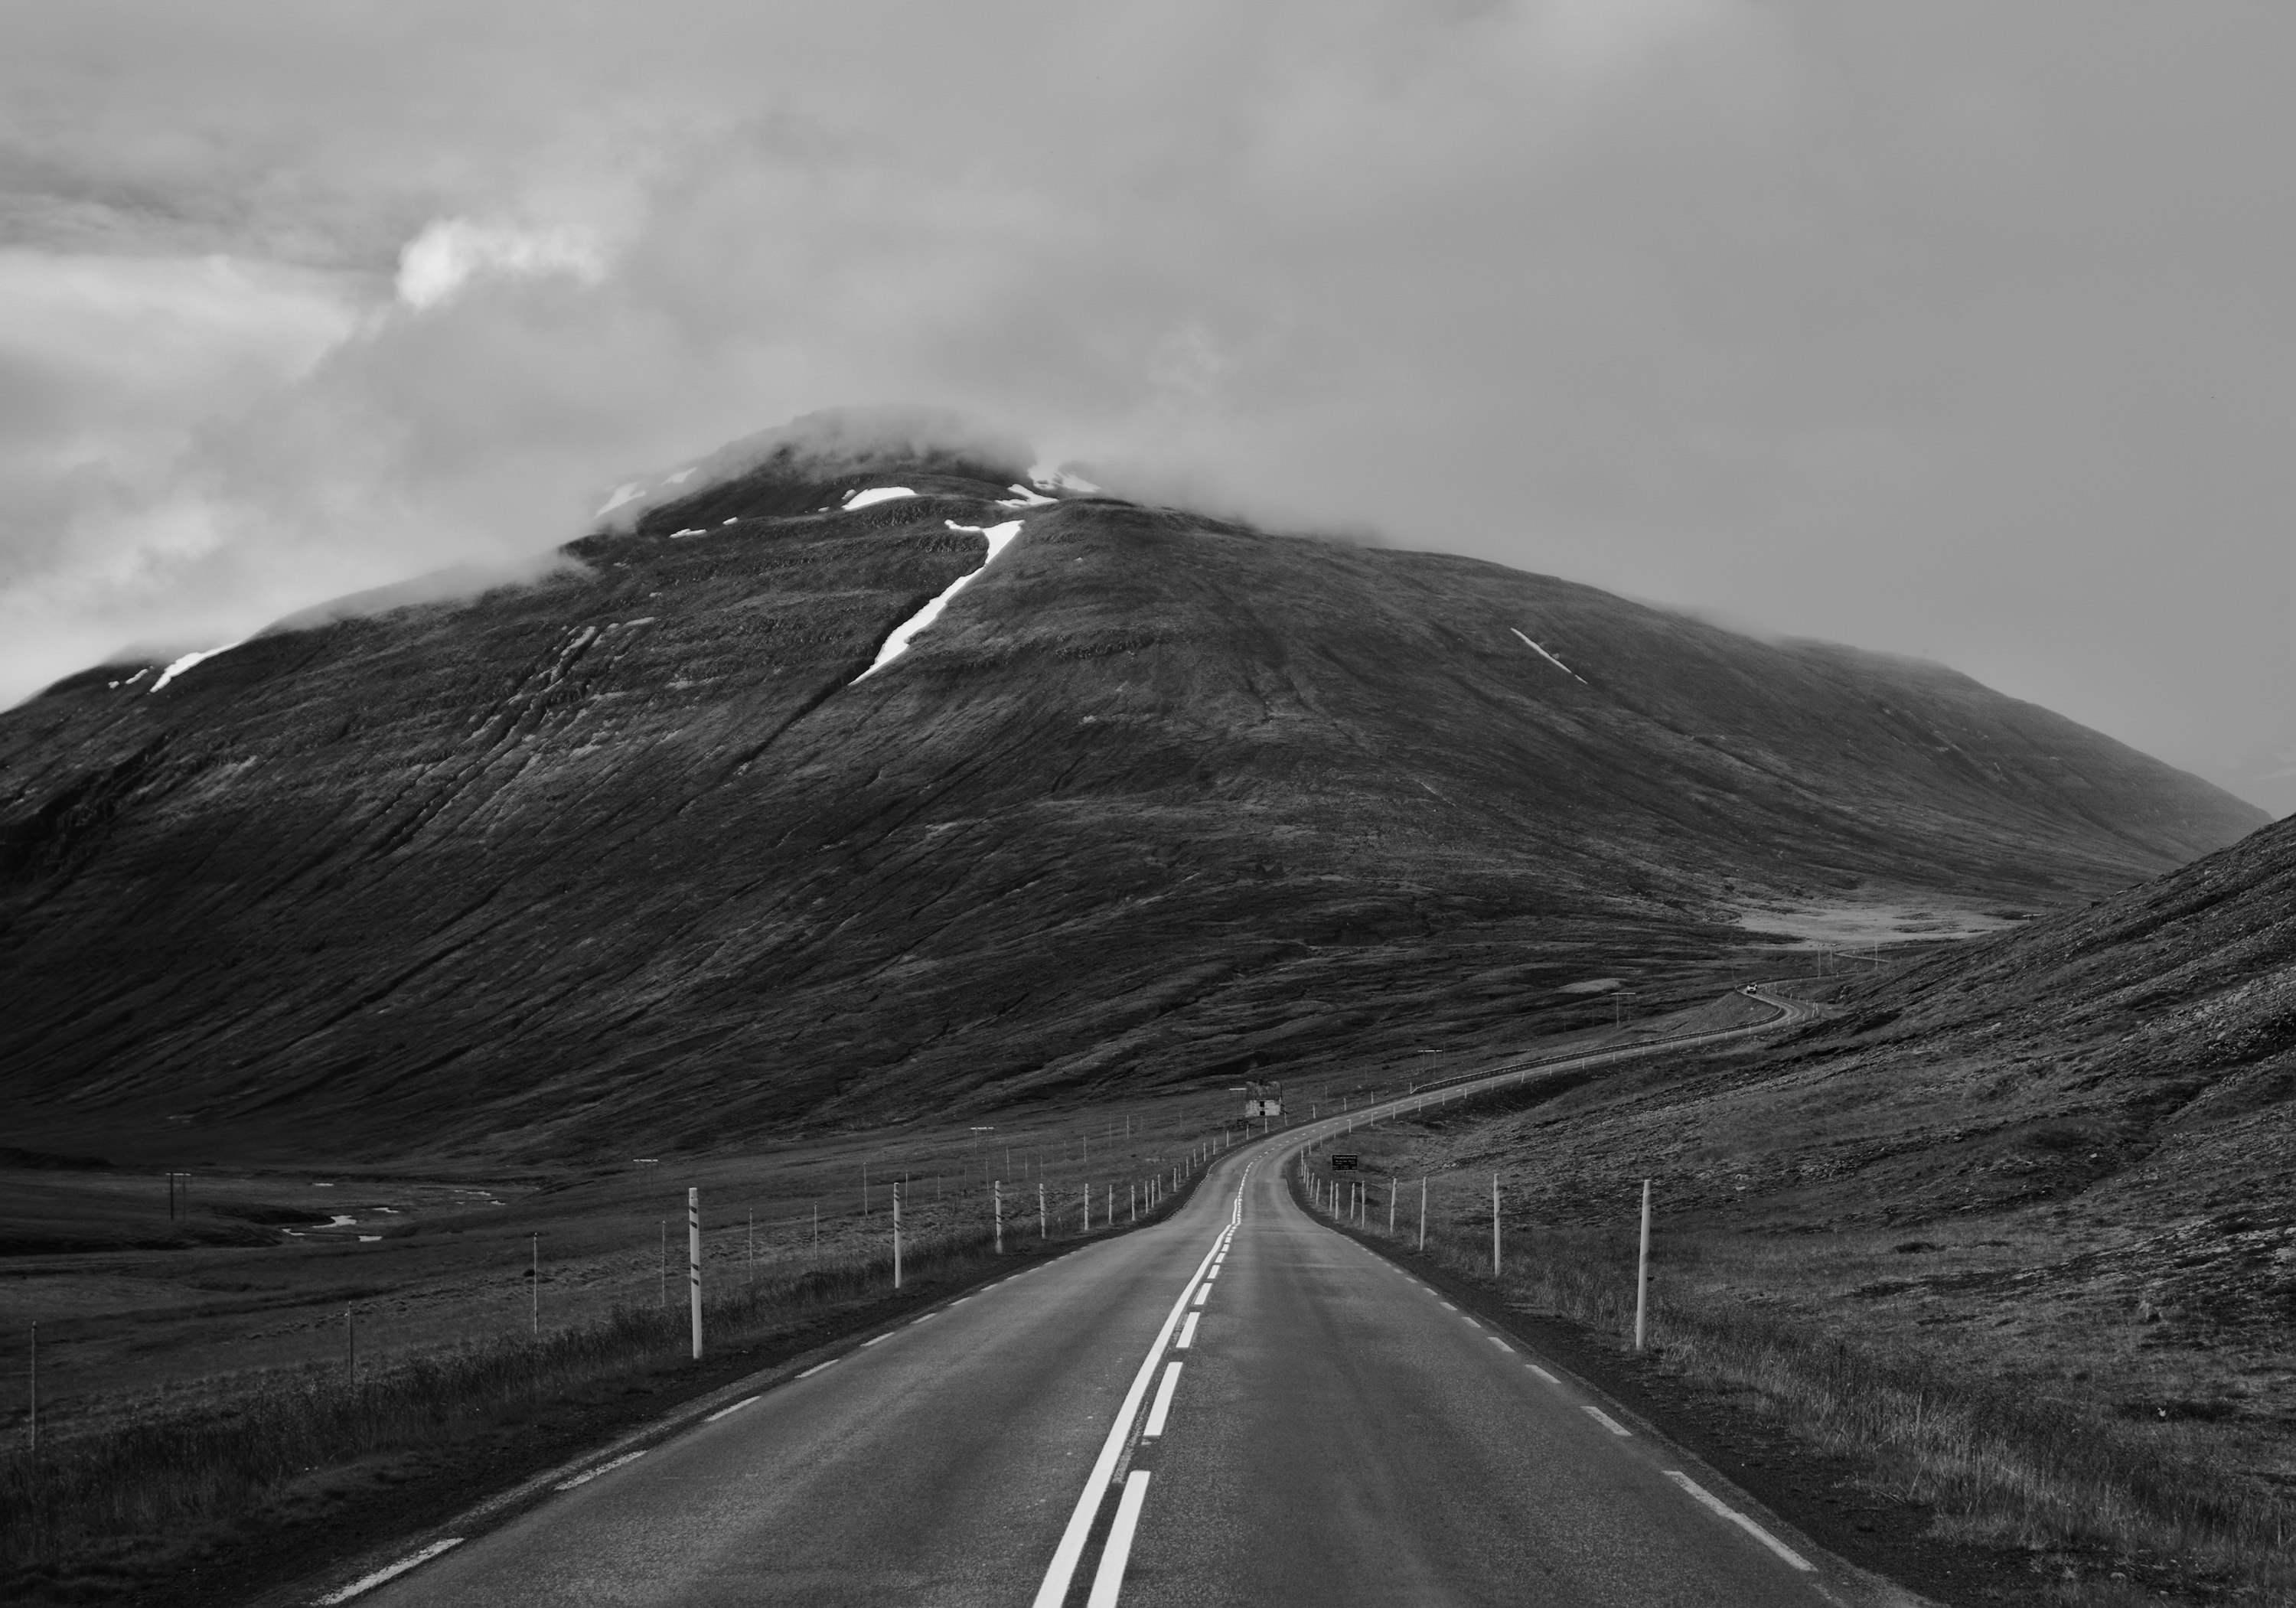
337, 989, 1900, 1607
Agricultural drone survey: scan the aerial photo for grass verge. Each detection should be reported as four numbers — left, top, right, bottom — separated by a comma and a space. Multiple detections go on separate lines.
1, 1179, 1199, 1605
1295, 1149, 2295, 1606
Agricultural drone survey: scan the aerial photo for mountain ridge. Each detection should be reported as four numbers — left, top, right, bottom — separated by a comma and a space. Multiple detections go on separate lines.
0, 423, 2266, 1163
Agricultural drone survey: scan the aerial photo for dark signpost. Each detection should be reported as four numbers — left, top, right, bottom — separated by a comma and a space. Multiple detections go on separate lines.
1330, 1153, 1359, 1170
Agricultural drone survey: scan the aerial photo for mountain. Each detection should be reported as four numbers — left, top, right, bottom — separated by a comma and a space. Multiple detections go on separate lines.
0, 411, 2266, 1163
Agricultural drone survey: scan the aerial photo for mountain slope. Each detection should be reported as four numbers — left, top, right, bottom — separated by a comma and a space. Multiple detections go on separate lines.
0, 421, 2265, 1162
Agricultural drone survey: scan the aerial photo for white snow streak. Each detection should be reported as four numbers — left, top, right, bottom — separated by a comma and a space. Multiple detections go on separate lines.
150, 640, 248, 693
670, 528, 706, 539
852, 520, 1025, 683
660, 468, 697, 486
1511, 628, 1587, 683
997, 483, 1057, 508
843, 486, 918, 510
595, 482, 645, 517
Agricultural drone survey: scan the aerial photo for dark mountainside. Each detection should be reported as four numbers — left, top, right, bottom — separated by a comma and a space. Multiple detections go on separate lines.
1728, 806, 2295, 1291
0, 417, 2266, 1164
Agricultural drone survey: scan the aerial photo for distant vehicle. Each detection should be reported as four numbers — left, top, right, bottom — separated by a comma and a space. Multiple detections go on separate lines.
1330, 1153, 1360, 1170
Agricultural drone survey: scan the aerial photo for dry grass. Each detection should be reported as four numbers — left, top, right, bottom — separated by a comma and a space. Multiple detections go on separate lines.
0, 1204, 1153, 1597
1302, 1152, 2296, 1605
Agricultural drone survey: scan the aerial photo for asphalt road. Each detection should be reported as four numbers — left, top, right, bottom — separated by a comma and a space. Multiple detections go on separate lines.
344, 990, 1900, 1608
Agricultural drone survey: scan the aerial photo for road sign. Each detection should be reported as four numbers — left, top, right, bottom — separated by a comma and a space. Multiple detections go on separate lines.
1245, 1098, 1283, 1117
1330, 1153, 1359, 1170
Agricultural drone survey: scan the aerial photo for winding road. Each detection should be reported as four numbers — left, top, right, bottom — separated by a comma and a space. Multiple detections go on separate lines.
325, 987, 1903, 1608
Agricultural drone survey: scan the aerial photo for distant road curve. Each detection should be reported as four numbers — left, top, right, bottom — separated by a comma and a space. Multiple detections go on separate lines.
311, 983, 1892, 1608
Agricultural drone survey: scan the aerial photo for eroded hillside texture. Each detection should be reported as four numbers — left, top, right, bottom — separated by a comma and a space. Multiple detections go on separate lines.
0, 439, 2265, 1162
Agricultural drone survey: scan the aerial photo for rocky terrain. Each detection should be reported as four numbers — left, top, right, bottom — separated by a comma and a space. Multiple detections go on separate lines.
0, 411, 2265, 1166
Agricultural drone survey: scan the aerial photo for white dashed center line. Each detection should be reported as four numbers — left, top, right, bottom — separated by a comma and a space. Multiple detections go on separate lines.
704, 1395, 758, 1421
1142, 1362, 1183, 1438
1175, 1311, 1202, 1350
1526, 1364, 1560, 1385
797, 1359, 837, 1378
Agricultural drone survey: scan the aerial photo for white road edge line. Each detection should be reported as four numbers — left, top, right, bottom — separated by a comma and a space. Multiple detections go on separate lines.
1583, 1404, 1632, 1437
1142, 1362, 1183, 1438
553, 1449, 645, 1490
1085, 1470, 1153, 1608
1665, 1471, 1816, 1571
1192, 1283, 1210, 1307
1489, 1337, 1514, 1353
704, 1395, 758, 1422
1175, 1311, 1201, 1350
314, 1538, 464, 1603
861, 1333, 889, 1347
797, 1359, 837, 1378
1029, 1226, 1228, 1608
1526, 1364, 1560, 1385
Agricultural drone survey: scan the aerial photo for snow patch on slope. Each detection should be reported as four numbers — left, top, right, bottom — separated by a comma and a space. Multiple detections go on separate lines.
150, 640, 249, 693
1511, 628, 1587, 683
843, 486, 918, 510
852, 520, 1026, 683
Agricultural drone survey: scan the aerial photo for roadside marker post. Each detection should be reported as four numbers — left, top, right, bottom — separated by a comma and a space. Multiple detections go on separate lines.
892, 1182, 903, 1290
1388, 1177, 1396, 1236
1081, 1185, 1089, 1234
1039, 1182, 1048, 1241
688, 1188, 703, 1361
1634, 1179, 1652, 1352
1491, 1173, 1501, 1276
1419, 1176, 1427, 1251
994, 1179, 1005, 1254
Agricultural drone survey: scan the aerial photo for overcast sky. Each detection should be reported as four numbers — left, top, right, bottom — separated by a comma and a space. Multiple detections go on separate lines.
2, 2, 2290, 811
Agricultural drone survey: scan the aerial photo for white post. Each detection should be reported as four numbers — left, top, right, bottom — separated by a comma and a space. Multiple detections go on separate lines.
1491, 1173, 1500, 1276
1635, 1179, 1652, 1351
1081, 1185, 1089, 1234
994, 1179, 1004, 1254
1389, 1178, 1396, 1236
688, 1187, 703, 1360
893, 1182, 903, 1290
1039, 1182, 1047, 1240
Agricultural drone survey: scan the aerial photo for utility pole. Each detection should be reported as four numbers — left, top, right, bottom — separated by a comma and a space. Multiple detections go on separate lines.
1634, 1179, 1652, 1352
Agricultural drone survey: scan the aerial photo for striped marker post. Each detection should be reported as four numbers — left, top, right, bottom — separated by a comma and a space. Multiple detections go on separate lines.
688, 1188, 703, 1361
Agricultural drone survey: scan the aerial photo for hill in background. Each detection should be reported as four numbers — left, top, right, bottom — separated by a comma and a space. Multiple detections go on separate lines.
0, 412, 2265, 1164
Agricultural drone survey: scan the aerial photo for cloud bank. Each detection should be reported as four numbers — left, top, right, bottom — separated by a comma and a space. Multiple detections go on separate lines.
1, 2, 2291, 813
